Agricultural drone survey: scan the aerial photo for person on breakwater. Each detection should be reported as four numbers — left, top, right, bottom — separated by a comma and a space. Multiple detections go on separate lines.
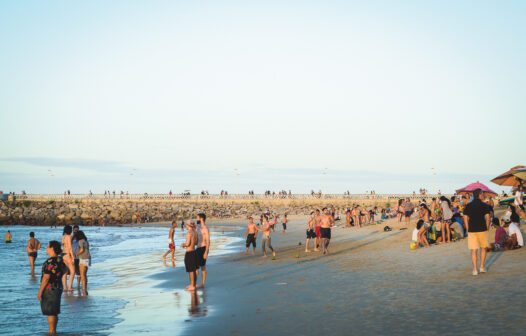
195, 213, 210, 289
5, 230, 12, 243
27, 232, 41, 276
256, 214, 276, 258
162, 221, 177, 262
38, 241, 66, 336
181, 222, 198, 291
245, 216, 258, 255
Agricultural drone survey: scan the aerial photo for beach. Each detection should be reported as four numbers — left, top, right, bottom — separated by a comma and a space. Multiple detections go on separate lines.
1, 213, 525, 335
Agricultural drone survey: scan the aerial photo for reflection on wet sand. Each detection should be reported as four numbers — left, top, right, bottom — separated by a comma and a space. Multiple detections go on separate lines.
189, 290, 208, 318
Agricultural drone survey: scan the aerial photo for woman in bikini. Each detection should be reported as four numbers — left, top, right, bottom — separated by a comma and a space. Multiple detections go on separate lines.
61, 225, 76, 291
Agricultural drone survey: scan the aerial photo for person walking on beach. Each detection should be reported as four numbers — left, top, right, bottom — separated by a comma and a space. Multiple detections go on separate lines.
162, 221, 177, 261
38, 241, 66, 336
27, 232, 41, 276
305, 212, 317, 252
282, 214, 288, 234
404, 198, 414, 225
245, 217, 258, 255
5, 230, 12, 243
320, 208, 335, 254
181, 222, 198, 291
61, 225, 75, 291
74, 231, 90, 295
463, 188, 491, 276
195, 213, 210, 289
314, 209, 322, 249
256, 214, 276, 258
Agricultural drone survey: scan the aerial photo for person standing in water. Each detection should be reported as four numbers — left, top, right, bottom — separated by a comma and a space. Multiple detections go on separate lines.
71, 225, 81, 289
256, 214, 276, 258
162, 221, 177, 261
61, 225, 75, 291
74, 231, 90, 295
181, 222, 198, 291
5, 230, 12, 243
195, 213, 210, 289
27, 232, 41, 276
38, 241, 66, 336
245, 217, 258, 255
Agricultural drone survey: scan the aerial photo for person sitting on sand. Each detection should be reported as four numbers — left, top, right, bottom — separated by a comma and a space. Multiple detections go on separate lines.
162, 221, 177, 261
416, 220, 429, 248
27, 232, 41, 276
245, 217, 258, 255
5, 230, 12, 243
181, 222, 198, 291
255, 214, 276, 258
487, 218, 508, 252
305, 212, 317, 252
505, 218, 523, 249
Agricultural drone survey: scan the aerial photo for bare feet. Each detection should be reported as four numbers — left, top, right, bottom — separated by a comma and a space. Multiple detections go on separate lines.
185, 286, 196, 291
196, 284, 204, 289
262, 254, 267, 258
305, 249, 310, 253
244, 251, 248, 255
272, 251, 276, 257
314, 249, 320, 252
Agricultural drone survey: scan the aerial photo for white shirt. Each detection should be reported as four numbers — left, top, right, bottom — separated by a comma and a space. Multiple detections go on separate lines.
508, 223, 523, 247
412, 228, 419, 241
515, 191, 523, 206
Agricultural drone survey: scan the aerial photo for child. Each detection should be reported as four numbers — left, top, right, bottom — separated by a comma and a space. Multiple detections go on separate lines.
162, 221, 177, 262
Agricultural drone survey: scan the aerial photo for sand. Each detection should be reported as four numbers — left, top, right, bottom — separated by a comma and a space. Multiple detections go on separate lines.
95, 212, 526, 335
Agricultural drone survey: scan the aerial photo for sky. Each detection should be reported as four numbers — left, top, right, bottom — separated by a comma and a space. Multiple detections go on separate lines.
0, 0, 525, 194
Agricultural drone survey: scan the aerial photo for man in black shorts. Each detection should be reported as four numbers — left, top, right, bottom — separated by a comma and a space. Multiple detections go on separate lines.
181, 222, 198, 291
305, 212, 316, 252
320, 208, 335, 254
404, 198, 414, 225
245, 217, 258, 255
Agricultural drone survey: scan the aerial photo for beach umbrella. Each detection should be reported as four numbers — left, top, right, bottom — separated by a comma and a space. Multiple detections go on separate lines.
490, 165, 525, 186
512, 167, 526, 181
456, 181, 497, 197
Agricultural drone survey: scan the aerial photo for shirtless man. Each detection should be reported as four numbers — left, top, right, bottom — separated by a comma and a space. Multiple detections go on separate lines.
245, 217, 258, 255
305, 212, 316, 252
195, 213, 210, 289
4, 230, 12, 243
314, 209, 321, 250
352, 206, 361, 228
27, 232, 41, 276
255, 214, 276, 258
404, 198, 414, 226
181, 222, 198, 291
162, 220, 177, 261
320, 208, 335, 254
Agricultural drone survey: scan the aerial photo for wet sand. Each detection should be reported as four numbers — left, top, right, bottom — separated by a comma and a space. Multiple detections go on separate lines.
150, 215, 526, 335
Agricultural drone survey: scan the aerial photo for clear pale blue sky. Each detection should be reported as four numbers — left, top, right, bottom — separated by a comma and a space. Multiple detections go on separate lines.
1, 0, 525, 194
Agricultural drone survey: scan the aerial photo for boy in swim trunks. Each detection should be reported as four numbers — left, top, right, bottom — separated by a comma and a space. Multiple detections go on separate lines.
162, 221, 177, 261
27, 232, 41, 276
255, 214, 276, 258
305, 212, 316, 252
181, 222, 198, 291
245, 217, 258, 255
5, 230, 12, 243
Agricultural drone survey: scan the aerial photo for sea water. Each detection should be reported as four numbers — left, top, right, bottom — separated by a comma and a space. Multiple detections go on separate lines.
0, 225, 196, 335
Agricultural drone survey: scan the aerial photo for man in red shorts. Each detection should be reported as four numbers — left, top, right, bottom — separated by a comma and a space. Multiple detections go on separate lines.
314, 209, 321, 251
162, 220, 177, 262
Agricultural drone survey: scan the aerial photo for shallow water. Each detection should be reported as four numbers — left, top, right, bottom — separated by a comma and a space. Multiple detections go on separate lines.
0, 225, 193, 335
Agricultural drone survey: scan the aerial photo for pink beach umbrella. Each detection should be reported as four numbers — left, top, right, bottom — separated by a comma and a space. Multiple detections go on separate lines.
456, 181, 497, 197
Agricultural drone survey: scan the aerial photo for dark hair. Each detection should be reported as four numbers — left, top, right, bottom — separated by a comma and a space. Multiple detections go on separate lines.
491, 217, 500, 228
310, 211, 314, 215
473, 188, 482, 199
322, 207, 327, 211
416, 219, 424, 230
197, 213, 206, 222
262, 214, 268, 220
432, 197, 436, 201
76, 231, 88, 242
451, 196, 457, 202
29, 232, 35, 237
48, 240, 62, 255
63, 225, 72, 235
73, 225, 80, 230
440, 196, 451, 208
398, 199, 403, 206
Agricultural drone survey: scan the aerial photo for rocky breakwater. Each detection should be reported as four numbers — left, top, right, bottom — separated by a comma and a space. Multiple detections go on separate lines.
0, 198, 391, 226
